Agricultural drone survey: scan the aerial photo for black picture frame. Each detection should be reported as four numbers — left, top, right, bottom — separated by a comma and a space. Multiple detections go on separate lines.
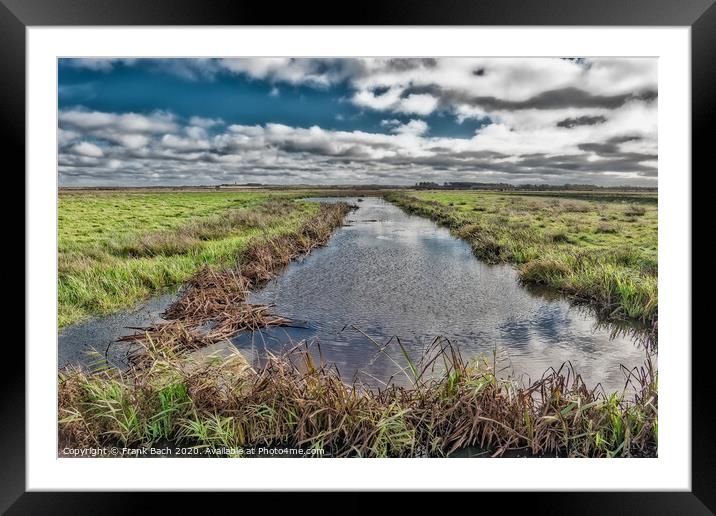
5, 0, 712, 511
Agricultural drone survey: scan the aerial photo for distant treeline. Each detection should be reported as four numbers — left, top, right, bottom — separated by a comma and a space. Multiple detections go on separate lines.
415, 181, 657, 192
59, 182, 656, 193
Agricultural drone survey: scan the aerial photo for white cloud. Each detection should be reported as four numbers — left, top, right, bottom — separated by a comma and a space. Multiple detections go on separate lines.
112, 134, 150, 149
395, 94, 439, 115
58, 58, 657, 187
60, 110, 177, 133
71, 141, 104, 157
58, 128, 79, 146
390, 119, 429, 136
352, 87, 404, 111
188, 116, 224, 128
185, 126, 208, 140
218, 58, 349, 87
161, 134, 211, 151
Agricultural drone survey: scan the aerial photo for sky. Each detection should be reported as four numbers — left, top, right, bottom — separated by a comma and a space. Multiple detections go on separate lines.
58, 58, 658, 187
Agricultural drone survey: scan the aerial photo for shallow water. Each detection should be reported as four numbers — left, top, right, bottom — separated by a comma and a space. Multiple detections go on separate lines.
235, 197, 649, 392
58, 196, 651, 393
58, 291, 179, 370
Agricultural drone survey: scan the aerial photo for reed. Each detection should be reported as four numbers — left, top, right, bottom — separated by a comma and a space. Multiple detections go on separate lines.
59, 335, 657, 458
58, 195, 348, 327
119, 202, 354, 367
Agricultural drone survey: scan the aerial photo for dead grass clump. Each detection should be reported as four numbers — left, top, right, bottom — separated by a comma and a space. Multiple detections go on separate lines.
595, 223, 618, 234
240, 236, 299, 286
520, 258, 572, 285
548, 230, 571, 243
623, 205, 646, 217
59, 337, 658, 458
164, 268, 249, 321
122, 202, 353, 366
560, 201, 592, 213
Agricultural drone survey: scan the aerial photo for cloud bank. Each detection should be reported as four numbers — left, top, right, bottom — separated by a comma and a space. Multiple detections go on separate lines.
59, 58, 657, 186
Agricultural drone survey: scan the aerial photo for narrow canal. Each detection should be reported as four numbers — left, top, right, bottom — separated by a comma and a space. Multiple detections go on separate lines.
59, 196, 651, 392
234, 197, 649, 392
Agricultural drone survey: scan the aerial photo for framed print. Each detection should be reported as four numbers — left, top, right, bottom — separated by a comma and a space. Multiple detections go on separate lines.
6, 0, 713, 510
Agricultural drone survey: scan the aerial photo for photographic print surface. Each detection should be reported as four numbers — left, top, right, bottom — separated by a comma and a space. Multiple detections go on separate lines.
58, 58, 657, 459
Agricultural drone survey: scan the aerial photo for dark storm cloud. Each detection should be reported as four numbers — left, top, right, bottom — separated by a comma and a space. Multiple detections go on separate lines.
577, 135, 644, 155
385, 58, 438, 71
556, 115, 607, 128
403, 85, 658, 112
515, 152, 656, 174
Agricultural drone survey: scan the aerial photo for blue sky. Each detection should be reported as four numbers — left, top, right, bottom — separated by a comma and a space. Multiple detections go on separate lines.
58, 58, 657, 186
59, 59, 490, 138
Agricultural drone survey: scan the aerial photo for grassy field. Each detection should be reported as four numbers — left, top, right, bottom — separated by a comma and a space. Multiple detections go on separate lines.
60, 189, 658, 328
58, 191, 316, 328
385, 190, 657, 326
58, 188, 658, 458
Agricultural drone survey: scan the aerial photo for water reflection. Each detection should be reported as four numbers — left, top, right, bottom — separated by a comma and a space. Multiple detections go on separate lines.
233, 197, 653, 392
58, 291, 179, 370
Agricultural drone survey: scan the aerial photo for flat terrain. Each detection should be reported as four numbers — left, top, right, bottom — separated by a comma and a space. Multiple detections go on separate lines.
59, 189, 658, 329
58, 191, 315, 327
386, 190, 657, 325
57, 188, 658, 458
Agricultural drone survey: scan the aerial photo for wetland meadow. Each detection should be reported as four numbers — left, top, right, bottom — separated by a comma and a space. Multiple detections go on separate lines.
56, 57, 659, 459
58, 188, 657, 458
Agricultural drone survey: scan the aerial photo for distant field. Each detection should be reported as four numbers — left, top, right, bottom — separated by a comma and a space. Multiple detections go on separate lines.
59, 192, 281, 251
497, 190, 658, 205
386, 190, 658, 325
58, 191, 314, 328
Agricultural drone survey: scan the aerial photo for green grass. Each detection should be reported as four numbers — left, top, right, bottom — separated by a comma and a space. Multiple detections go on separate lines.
60, 189, 659, 328
59, 336, 657, 457
57, 188, 658, 458
385, 190, 657, 326
59, 191, 283, 251
58, 191, 316, 328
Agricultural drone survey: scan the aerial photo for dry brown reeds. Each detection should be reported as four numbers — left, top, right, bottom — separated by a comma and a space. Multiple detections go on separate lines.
59, 336, 657, 457
119, 202, 354, 367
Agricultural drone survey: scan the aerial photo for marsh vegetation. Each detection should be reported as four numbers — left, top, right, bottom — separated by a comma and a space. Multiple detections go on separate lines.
60, 334, 657, 458
385, 191, 658, 328
58, 188, 658, 458
59, 191, 311, 327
